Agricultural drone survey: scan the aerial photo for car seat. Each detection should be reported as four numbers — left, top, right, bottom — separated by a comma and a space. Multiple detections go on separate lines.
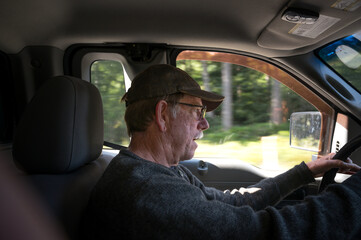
12, 75, 113, 239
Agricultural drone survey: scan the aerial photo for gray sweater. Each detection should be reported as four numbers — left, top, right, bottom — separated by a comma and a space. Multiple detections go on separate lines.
82, 149, 361, 239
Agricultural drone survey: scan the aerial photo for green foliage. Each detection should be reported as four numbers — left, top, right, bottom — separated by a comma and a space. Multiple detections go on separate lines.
232, 65, 271, 124
203, 121, 289, 144
178, 59, 316, 126
91, 60, 129, 145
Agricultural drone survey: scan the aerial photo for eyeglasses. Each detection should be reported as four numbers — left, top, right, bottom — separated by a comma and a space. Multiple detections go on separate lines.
176, 102, 207, 120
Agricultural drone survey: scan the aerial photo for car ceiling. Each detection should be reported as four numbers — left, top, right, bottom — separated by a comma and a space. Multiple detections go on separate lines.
0, 0, 360, 57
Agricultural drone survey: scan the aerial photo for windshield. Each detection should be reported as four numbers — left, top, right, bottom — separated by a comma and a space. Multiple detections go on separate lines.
318, 31, 361, 92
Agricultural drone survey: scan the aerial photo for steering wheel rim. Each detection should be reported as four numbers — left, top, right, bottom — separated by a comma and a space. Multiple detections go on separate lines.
318, 134, 361, 193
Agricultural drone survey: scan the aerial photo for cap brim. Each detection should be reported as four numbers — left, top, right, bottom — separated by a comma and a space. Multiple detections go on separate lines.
180, 89, 224, 112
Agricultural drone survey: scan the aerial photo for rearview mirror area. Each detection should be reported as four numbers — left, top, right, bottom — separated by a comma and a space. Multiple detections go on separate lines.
290, 112, 321, 152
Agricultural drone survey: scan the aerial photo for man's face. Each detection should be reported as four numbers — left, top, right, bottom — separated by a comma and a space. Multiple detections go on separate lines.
167, 95, 209, 163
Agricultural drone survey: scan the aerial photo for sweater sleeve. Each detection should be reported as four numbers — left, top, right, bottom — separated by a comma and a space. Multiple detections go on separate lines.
180, 162, 314, 210
137, 169, 361, 240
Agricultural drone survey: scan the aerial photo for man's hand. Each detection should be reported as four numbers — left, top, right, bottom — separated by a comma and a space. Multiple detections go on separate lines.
306, 153, 361, 178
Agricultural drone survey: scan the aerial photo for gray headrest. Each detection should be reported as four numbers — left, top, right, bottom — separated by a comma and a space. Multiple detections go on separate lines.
13, 76, 104, 174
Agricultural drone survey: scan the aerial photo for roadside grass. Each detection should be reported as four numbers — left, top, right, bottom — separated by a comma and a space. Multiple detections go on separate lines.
195, 129, 316, 170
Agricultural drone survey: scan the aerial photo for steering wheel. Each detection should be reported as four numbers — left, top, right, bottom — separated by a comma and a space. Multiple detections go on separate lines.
318, 134, 361, 193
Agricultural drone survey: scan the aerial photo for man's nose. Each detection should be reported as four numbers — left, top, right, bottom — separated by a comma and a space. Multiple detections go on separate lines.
198, 117, 209, 131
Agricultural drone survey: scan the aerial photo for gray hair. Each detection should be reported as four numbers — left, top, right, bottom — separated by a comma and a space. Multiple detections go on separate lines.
124, 93, 184, 136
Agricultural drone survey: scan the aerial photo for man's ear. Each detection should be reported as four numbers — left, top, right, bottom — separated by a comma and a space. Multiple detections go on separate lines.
155, 100, 169, 132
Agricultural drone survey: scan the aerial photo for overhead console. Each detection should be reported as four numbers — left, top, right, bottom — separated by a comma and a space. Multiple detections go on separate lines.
257, 0, 361, 50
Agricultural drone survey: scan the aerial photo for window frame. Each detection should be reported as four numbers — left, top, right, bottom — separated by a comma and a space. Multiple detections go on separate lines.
174, 50, 335, 156
80, 52, 131, 90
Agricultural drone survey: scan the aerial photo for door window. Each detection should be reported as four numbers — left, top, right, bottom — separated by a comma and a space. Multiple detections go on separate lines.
90, 60, 130, 146
176, 51, 331, 170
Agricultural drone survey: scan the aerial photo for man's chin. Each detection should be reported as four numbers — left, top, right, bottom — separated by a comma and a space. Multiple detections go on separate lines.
181, 150, 196, 162
179, 143, 198, 161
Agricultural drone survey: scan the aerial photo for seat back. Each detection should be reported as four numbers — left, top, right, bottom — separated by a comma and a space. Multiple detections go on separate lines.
12, 76, 111, 239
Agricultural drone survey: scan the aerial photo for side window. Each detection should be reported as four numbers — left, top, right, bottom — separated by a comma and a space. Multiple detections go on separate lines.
176, 51, 327, 170
90, 60, 130, 146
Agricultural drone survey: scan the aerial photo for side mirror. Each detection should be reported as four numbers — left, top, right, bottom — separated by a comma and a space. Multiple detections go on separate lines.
290, 111, 321, 152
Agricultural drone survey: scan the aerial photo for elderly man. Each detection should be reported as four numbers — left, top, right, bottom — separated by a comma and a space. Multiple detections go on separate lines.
83, 64, 361, 239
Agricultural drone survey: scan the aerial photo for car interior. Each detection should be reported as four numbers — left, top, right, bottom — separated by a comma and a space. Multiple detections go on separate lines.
1, 0, 361, 239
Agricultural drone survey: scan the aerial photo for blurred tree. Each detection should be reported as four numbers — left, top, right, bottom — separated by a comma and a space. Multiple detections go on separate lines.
270, 77, 282, 125
222, 62, 233, 130
201, 61, 213, 117
232, 65, 270, 125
